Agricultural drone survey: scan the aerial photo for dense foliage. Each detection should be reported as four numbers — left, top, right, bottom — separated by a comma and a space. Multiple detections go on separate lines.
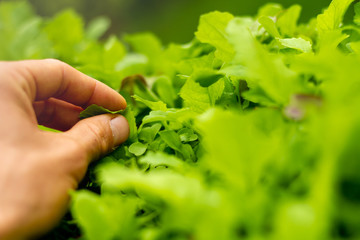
1, 0, 360, 239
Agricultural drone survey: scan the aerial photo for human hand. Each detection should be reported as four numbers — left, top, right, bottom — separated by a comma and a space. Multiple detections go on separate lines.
0, 59, 129, 239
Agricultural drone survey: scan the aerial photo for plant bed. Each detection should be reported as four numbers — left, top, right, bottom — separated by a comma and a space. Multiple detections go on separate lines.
1, 0, 360, 239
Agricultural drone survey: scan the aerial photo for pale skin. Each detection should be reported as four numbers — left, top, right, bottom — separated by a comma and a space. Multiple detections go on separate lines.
0, 59, 130, 239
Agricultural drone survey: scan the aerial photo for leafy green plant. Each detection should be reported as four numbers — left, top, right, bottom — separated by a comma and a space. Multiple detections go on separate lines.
1, 0, 360, 239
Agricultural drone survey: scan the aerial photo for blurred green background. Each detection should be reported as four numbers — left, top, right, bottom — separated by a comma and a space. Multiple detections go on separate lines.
0, 0, 340, 43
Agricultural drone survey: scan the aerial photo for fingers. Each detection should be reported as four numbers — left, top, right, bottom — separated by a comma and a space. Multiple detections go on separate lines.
6, 59, 126, 110
33, 98, 83, 131
65, 114, 129, 161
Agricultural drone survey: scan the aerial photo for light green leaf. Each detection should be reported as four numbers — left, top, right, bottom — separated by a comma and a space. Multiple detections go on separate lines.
257, 3, 283, 17
44, 9, 84, 59
133, 95, 168, 111
159, 130, 195, 160
129, 142, 148, 156
38, 125, 60, 133
258, 16, 281, 38
71, 191, 116, 240
180, 77, 210, 113
176, 53, 216, 76
123, 107, 138, 143
348, 41, 360, 53
86, 16, 110, 40
141, 108, 196, 128
125, 32, 162, 59
318, 30, 349, 51
226, 17, 299, 106
219, 65, 246, 78
277, 5, 302, 37
278, 37, 312, 53
125, 32, 164, 73
103, 35, 126, 69
152, 76, 177, 107
71, 190, 138, 240
317, 0, 355, 33
178, 128, 198, 142
138, 123, 162, 143
0, 2, 54, 60
115, 54, 148, 81
208, 78, 225, 105
196, 108, 282, 190
195, 11, 235, 62
139, 151, 185, 170
159, 130, 183, 153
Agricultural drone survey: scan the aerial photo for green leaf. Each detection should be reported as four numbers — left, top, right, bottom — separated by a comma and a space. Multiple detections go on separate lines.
317, 0, 355, 33
140, 108, 196, 129
158, 130, 183, 153
191, 69, 224, 88
219, 65, 246, 78
125, 32, 164, 73
354, 2, 360, 25
226, 17, 299, 106
176, 52, 216, 76
208, 77, 225, 105
79, 104, 125, 119
71, 191, 116, 240
195, 11, 235, 62
103, 35, 126, 69
348, 41, 360, 53
152, 76, 177, 107
258, 16, 281, 38
178, 128, 198, 142
139, 151, 185, 170
133, 95, 168, 111
128, 142, 148, 156
318, 29, 349, 52
115, 53, 148, 79
75, 65, 123, 89
138, 123, 162, 143
44, 9, 84, 59
277, 5, 302, 37
159, 130, 195, 161
123, 107, 138, 143
38, 125, 61, 133
257, 3, 283, 17
0, 2, 54, 60
180, 77, 210, 113
180, 69, 226, 110
125, 32, 162, 59
71, 190, 138, 240
278, 37, 312, 53
86, 16, 110, 40
196, 108, 282, 190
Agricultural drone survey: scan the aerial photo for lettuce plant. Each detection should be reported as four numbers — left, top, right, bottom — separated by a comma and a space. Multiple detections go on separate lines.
1, 0, 360, 239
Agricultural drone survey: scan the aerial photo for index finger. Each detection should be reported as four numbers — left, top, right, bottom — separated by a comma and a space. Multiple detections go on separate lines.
7, 59, 126, 110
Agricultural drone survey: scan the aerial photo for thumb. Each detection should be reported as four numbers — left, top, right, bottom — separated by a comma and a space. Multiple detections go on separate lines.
65, 114, 129, 160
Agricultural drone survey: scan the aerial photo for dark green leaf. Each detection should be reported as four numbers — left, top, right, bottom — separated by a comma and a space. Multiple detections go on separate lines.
79, 104, 124, 119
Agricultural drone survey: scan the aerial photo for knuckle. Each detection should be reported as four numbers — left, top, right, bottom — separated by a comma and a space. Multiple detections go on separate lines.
43, 58, 64, 65
43, 59, 68, 72
85, 120, 113, 156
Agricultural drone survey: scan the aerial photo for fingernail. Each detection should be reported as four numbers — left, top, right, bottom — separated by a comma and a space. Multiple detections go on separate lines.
110, 115, 129, 145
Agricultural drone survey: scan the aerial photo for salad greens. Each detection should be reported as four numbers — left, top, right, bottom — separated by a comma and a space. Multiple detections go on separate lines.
1, 0, 360, 239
